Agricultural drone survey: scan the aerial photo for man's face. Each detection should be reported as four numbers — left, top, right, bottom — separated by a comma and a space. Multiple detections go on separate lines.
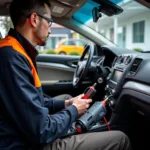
35, 4, 52, 46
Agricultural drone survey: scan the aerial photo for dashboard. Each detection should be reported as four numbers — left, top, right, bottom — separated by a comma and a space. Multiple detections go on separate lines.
100, 46, 150, 117
92, 46, 150, 150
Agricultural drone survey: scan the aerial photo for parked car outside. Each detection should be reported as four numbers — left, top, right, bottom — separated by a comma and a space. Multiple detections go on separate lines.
55, 38, 88, 55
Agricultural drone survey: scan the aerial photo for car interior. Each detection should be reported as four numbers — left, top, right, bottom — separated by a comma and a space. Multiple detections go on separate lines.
0, 0, 150, 149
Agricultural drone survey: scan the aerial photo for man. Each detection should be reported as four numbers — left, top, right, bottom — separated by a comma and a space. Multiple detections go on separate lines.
0, 0, 131, 150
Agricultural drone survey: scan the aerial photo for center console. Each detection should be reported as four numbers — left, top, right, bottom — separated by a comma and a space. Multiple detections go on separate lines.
105, 55, 132, 97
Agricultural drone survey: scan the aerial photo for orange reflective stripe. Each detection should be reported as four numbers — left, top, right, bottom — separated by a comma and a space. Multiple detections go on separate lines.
0, 36, 41, 88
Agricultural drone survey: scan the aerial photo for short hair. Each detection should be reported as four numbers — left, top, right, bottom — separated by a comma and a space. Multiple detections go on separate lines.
9, 0, 51, 27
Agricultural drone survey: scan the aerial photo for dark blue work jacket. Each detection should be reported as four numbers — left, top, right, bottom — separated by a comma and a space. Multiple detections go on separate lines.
0, 29, 78, 150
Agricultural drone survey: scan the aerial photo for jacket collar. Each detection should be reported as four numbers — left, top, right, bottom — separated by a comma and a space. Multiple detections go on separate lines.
8, 28, 38, 68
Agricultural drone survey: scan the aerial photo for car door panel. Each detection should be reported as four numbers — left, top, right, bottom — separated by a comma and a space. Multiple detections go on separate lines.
36, 55, 89, 97
37, 62, 74, 81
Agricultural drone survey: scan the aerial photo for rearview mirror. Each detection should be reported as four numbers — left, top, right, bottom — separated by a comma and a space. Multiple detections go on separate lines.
92, 0, 123, 22
92, 7, 102, 22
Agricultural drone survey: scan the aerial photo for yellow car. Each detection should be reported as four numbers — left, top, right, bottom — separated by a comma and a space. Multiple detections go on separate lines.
55, 39, 88, 55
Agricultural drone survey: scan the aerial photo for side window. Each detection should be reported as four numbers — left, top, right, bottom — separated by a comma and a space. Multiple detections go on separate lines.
0, 17, 93, 56
76, 40, 87, 46
38, 23, 91, 56
63, 40, 76, 45
63, 41, 69, 45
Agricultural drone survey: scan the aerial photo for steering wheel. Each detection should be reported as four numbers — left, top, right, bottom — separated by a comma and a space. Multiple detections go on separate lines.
73, 43, 95, 88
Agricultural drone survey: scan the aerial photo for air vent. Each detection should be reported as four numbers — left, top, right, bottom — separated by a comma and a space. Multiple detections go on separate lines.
124, 55, 132, 65
112, 56, 117, 67
117, 55, 124, 64
96, 57, 104, 66
129, 58, 142, 76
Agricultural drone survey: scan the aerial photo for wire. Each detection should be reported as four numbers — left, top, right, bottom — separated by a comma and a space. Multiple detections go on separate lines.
103, 117, 110, 131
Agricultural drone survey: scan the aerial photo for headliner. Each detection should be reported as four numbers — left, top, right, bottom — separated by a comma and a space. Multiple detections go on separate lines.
0, 0, 87, 17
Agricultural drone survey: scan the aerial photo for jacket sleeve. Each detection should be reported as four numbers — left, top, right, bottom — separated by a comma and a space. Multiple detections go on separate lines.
43, 96, 65, 113
2, 52, 78, 145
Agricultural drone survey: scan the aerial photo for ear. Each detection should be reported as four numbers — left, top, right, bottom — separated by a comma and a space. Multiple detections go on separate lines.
29, 13, 38, 27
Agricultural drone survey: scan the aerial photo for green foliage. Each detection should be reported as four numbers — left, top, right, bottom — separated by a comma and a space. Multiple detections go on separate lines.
68, 51, 80, 56
133, 48, 143, 52
46, 49, 56, 54
0, 17, 13, 34
37, 50, 44, 54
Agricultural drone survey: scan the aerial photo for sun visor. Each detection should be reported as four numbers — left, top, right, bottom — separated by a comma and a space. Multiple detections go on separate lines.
50, 1, 72, 17
55, 0, 84, 7
136, 0, 150, 8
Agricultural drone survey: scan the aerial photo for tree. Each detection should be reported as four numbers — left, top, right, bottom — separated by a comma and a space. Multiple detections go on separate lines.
0, 16, 13, 36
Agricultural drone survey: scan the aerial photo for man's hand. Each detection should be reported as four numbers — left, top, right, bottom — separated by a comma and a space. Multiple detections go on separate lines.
65, 94, 81, 108
65, 94, 92, 115
72, 94, 92, 115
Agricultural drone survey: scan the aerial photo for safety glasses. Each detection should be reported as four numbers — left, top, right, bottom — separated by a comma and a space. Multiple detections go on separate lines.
37, 14, 53, 27
27, 13, 53, 27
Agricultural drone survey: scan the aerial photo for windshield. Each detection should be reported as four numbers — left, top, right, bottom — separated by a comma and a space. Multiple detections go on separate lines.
0, 0, 149, 54
73, 0, 150, 52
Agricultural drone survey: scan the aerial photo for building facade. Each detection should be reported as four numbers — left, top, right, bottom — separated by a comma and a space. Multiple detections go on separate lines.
88, 0, 150, 51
